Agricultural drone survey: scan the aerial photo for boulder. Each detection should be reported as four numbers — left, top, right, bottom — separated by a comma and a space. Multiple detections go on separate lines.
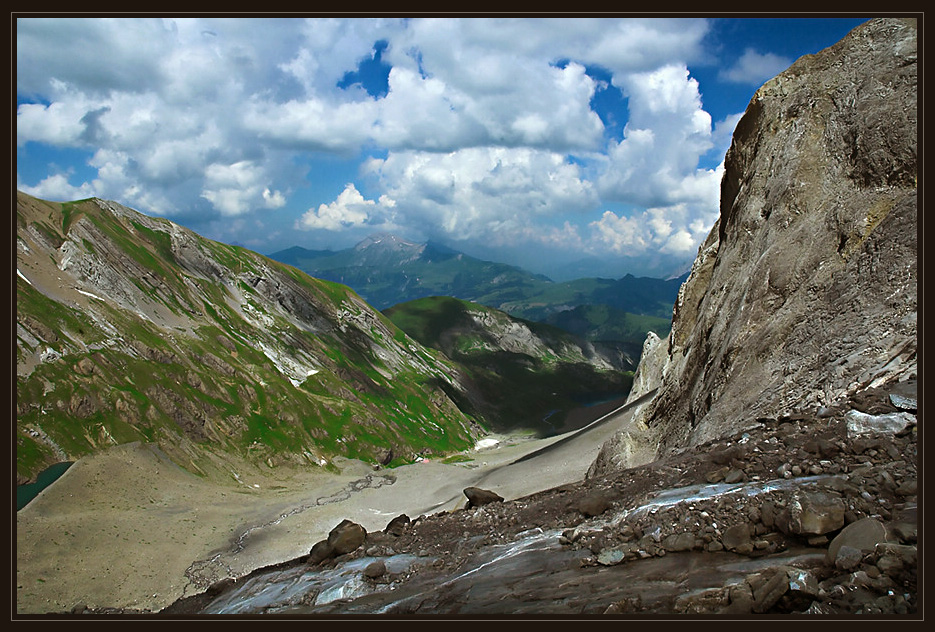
327, 519, 367, 555
363, 560, 386, 579
752, 569, 790, 613
722, 523, 753, 554
873, 543, 917, 576
845, 410, 915, 438
384, 513, 411, 537
463, 487, 504, 508
782, 490, 845, 536
662, 532, 696, 552
834, 545, 865, 571
307, 540, 335, 565
827, 518, 890, 563
576, 491, 612, 517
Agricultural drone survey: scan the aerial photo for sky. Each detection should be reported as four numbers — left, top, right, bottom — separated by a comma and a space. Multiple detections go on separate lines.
15, 15, 870, 280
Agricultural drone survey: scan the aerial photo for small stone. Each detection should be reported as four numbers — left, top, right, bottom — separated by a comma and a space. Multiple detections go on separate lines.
597, 548, 626, 566
834, 545, 864, 571
363, 560, 386, 578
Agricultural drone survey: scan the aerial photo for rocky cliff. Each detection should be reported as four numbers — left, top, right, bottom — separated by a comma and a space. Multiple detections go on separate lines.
592, 17, 917, 475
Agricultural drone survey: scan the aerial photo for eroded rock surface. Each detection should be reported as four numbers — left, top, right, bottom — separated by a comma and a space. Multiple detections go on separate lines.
592, 17, 917, 474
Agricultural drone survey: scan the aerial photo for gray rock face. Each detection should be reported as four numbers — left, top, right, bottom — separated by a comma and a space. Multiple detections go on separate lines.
592, 18, 917, 473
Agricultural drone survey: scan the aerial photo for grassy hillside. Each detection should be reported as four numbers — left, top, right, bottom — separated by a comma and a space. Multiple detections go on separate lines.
384, 296, 633, 435
16, 193, 481, 483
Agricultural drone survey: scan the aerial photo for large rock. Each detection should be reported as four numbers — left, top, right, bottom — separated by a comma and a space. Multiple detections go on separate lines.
591, 18, 917, 472
827, 517, 891, 562
779, 490, 846, 536
463, 487, 504, 508
327, 519, 367, 555
845, 410, 915, 438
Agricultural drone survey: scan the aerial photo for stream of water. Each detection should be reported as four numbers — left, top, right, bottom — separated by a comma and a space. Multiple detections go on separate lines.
188, 474, 840, 615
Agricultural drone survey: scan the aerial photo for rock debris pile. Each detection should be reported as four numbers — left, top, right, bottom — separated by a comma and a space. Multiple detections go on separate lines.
161, 381, 917, 616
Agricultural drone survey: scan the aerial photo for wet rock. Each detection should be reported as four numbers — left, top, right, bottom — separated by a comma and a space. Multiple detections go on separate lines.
889, 393, 916, 412
596, 548, 625, 566
363, 560, 386, 579
786, 568, 820, 599
463, 487, 504, 508
327, 519, 367, 555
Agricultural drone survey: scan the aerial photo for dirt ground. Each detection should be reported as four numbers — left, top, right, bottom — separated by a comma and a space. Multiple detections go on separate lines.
15, 404, 635, 614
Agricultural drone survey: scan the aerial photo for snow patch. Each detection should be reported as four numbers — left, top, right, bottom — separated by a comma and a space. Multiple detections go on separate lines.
474, 438, 500, 450
17, 269, 32, 285
254, 340, 321, 387
77, 289, 104, 301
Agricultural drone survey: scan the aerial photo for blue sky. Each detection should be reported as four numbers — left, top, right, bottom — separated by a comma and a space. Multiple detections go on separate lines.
16, 16, 868, 279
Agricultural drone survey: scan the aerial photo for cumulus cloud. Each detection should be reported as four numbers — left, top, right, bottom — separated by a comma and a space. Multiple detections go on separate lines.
589, 196, 721, 258
17, 172, 98, 202
200, 160, 287, 217
718, 48, 792, 85
362, 147, 598, 243
296, 183, 394, 231
17, 16, 729, 268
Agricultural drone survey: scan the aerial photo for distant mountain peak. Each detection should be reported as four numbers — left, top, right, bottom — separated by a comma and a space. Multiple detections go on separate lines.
354, 233, 422, 251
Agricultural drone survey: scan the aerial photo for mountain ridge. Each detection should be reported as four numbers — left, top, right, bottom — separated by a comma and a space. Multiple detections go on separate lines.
16, 192, 485, 483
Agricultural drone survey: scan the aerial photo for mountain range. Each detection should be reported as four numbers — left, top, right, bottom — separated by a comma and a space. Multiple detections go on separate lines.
268, 235, 682, 343
15, 192, 634, 483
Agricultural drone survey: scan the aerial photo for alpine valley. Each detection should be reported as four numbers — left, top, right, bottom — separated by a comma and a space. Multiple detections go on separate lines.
15, 17, 918, 618
16, 192, 646, 485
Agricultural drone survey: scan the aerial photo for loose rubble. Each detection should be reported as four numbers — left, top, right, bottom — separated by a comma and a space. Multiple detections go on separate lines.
161, 381, 918, 616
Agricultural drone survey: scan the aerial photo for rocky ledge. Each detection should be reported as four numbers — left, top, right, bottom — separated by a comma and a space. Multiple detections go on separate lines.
154, 379, 917, 616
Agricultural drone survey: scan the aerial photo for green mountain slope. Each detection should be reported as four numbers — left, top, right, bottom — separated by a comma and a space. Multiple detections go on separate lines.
15, 193, 483, 484
268, 235, 683, 350
384, 296, 633, 435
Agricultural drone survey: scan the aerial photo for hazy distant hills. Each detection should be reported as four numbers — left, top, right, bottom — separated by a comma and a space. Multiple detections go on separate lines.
269, 234, 683, 347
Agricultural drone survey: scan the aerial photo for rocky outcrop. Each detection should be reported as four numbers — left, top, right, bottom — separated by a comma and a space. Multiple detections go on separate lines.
593, 18, 917, 474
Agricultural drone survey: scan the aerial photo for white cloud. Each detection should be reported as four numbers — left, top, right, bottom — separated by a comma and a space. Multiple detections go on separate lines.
719, 48, 792, 85
598, 64, 719, 215
200, 161, 285, 217
17, 16, 726, 266
17, 173, 98, 202
364, 147, 598, 242
296, 183, 393, 231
